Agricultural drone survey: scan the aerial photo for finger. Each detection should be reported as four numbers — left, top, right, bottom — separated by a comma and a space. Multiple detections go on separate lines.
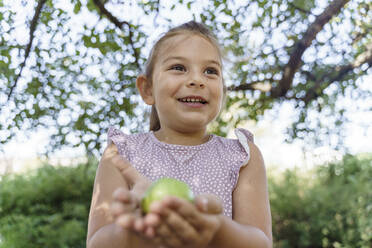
149, 201, 172, 217
116, 214, 136, 229
144, 212, 161, 227
144, 226, 156, 238
161, 197, 201, 228
164, 210, 199, 245
112, 188, 138, 212
104, 144, 147, 188
116, 214, 152, 241
110, 201, 137, 218
155, 223, 183, 248
113, 187, 132, 202
110, 201, 127, 217
195, 194, 223, 215
113, 155, 144, 187
133, 218, 145, 232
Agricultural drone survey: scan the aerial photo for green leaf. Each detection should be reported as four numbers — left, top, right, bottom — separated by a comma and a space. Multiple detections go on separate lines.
73, 1, 82, 14
186, 1, 192, 9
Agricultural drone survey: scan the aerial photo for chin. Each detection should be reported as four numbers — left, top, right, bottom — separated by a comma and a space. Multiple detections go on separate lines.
178, 120, 209, 132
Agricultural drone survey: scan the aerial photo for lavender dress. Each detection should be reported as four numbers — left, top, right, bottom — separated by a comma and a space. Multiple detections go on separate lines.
108, 127, 253, 218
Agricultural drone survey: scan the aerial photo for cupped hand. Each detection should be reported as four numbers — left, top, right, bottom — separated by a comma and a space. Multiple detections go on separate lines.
104, 143, 154, 238
144, 194, 224, 248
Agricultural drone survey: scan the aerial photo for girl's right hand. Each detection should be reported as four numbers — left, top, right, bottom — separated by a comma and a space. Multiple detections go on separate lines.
105, 143, 154, 240
110, 185, 156, 238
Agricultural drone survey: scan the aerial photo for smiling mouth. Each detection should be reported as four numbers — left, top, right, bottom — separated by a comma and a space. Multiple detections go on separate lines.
177, 97, 208, 104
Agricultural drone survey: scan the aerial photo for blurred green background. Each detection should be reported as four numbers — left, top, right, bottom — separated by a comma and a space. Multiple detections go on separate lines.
0, 154, 371, 248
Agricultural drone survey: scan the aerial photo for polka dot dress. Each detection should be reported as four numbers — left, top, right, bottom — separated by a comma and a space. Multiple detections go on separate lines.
108, 127, 254, 218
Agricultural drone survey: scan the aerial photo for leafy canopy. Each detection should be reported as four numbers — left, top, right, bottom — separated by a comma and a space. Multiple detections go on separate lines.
0, 0, 371, 155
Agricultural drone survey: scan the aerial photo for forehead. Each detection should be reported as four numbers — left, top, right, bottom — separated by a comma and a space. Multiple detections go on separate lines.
158, 33, 221, 64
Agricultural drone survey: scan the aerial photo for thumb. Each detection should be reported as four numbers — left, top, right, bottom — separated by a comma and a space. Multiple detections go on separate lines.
104, 143, 146, 187
195, 194, 223, 215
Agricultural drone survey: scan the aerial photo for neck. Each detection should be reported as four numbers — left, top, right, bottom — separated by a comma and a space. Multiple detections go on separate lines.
154, 127, 210, 146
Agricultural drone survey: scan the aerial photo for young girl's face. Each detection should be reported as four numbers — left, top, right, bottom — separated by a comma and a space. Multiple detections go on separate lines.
150, 34, 224, 133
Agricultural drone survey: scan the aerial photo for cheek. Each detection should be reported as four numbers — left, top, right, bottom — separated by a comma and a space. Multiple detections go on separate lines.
160, 77, 182, 97
217, 84, 225, 110
209, 84, 224, 113
215, 82, 224, 100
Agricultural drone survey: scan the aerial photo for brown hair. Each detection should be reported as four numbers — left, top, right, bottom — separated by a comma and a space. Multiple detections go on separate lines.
143, 21, 227, 131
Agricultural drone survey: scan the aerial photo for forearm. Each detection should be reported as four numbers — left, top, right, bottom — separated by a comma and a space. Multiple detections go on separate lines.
209, 216, 272, 248
87, 223, 153, 248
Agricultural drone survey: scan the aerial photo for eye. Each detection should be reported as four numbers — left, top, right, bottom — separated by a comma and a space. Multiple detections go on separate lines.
204, 67, 219, 75
169, 64, 186, 72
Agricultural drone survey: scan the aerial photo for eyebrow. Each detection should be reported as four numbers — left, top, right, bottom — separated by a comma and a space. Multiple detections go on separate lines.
162, 56, 221, 68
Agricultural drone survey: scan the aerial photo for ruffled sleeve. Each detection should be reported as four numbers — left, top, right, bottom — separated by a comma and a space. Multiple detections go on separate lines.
107, 127, 130, 160
228, 128, 255, 190
234, 128, 254, 167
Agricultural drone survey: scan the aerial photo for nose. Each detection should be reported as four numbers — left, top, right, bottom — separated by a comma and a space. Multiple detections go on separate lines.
188, 81, 205, 88
187, 72, 205, 88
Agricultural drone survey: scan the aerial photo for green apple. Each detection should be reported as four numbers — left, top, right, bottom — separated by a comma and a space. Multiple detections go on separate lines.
141, 177, 194, 214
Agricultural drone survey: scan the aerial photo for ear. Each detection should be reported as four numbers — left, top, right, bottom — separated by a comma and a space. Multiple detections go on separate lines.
136, 75, 155, 105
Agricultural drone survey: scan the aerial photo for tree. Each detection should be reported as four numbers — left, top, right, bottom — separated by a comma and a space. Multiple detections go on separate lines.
1, 0, 371, 156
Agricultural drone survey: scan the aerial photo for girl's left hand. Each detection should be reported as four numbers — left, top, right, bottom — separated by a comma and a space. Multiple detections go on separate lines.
143, 195, 223, 248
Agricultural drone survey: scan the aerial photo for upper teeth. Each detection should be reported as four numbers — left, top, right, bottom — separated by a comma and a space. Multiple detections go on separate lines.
180, 98, 204, 103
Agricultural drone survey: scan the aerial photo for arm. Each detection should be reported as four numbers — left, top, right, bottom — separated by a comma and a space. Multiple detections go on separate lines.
209, 142, 273, 248
86, 143, 153, 248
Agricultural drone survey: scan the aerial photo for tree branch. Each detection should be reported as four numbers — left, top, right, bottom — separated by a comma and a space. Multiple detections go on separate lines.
228, 83, 257, 91
92, 0, 129, 28
228, 78, 274, 92
301, 69, 317, 82
8, 0, 47, 100
270, 0, 350, 98
92, 0, 140, 69
302, 42, 372, 104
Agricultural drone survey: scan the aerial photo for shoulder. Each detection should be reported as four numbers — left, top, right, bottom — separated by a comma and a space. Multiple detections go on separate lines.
236, 141, 267, 192
214, 128, 254, 148
107, 127, 151, 153
108, 127, 149, 143
214, 128, 254, 164
246, 142, 265, 171
220, 127, 265, 187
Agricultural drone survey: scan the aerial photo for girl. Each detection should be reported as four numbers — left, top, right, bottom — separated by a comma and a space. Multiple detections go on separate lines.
87, 21, 272, 248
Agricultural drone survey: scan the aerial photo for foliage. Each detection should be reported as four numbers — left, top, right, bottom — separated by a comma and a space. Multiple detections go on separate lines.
0, 154, 371, 247
0, 0, 371, 155
0, 160, 97, 248
269, 153, 372, 247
